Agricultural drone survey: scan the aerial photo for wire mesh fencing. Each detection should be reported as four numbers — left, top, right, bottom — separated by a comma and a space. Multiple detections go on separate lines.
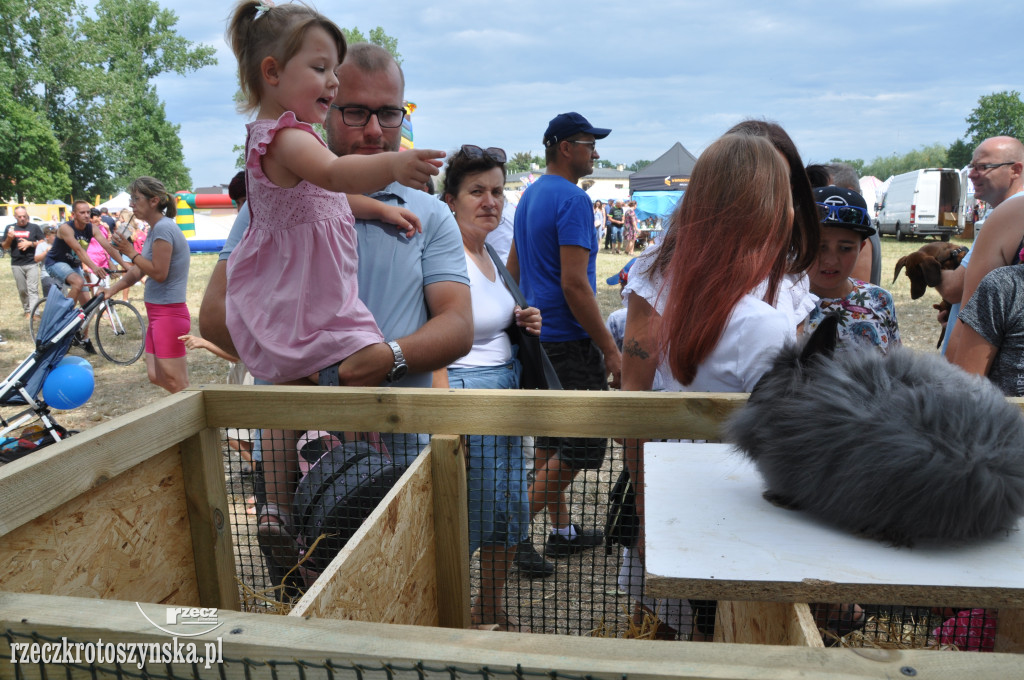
218, 425, 999, 649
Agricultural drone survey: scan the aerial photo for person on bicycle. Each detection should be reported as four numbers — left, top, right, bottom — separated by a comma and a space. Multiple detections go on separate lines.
44, 200, 123, 354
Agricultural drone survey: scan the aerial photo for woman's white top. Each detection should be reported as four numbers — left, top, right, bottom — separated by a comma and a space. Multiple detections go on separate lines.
449, 252, 515, 369
624, 245, 795, 392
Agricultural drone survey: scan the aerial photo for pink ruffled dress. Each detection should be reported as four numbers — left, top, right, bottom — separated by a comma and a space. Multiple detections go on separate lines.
225, 112, 384, 383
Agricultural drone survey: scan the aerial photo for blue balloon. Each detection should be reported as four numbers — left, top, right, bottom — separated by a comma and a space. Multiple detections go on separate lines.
43, 364, 95, 410
58, 355, 94, 374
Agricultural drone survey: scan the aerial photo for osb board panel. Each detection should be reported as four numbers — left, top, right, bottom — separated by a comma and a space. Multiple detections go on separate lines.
0, 391, 206, 536
4, 592, 1024, 679
0, 448, 201, 606
715, 601, 823, 647
429, 435, 470, 628
291, 448, 437, 625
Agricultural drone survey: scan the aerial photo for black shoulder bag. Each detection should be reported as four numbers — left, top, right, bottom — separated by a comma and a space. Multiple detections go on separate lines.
484, 243, 562, 390
604, 468, 640, 553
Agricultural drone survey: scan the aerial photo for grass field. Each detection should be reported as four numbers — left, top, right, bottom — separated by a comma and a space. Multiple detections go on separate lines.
0, 234, 968, 435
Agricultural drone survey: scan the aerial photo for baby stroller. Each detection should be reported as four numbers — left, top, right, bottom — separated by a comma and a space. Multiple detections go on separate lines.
0, 286, 102, 463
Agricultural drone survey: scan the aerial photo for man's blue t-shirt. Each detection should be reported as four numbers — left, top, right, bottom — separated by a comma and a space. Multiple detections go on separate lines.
513, 174, 598, 342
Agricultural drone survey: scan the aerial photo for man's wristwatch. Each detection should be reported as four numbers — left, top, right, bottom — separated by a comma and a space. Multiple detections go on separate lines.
385, 340, 408, 383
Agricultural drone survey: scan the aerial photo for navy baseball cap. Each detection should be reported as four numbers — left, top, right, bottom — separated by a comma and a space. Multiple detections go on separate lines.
543, 112, 611, 147
814, 185, 876, 237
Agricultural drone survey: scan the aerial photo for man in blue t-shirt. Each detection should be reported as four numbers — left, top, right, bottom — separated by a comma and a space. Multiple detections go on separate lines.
508, 112, 621, 577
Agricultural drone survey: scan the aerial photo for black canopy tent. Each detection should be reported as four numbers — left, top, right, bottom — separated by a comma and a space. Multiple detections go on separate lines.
628, 142, 698, 193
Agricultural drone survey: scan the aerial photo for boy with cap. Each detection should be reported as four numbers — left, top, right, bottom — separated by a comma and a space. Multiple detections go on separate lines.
508, 112, 621, 577
804, 185, 901, 355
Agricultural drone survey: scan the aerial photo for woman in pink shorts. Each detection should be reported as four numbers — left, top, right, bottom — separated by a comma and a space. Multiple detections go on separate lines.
104, 177, 192, 392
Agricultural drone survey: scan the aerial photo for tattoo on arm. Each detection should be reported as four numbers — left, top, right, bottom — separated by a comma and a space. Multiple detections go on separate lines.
624, 338, 650, 359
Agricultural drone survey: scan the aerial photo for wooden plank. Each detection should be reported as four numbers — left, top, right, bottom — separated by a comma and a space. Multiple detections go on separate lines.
290, 444, 438, 626
715, 601, 824, 647
197, 385, 747, 440
0, 448, 201, 606
787, 603, 824, 647
995, 608, 1024, 653
3, 592, 1022, 679
180, 427, 240, 611
429, 435, 470, 629
0, 391, 206, 537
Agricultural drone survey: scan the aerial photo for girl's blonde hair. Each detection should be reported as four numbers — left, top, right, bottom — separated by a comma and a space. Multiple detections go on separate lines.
129, 177, 177, 219
227, 0, 346, 115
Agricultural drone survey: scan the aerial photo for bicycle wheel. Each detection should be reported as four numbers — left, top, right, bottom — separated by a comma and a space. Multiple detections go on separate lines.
94, 300, 145, 365
28, 298, 47, 337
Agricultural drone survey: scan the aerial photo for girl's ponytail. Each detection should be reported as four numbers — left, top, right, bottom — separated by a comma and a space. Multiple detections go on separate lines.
163, 191, 178, 219
226, 0, 346, 115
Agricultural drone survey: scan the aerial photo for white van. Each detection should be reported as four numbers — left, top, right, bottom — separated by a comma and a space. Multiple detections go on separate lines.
876, 168, 961, 241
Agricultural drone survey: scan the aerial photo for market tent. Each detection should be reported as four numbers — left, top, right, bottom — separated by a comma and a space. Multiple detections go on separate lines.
96, 192, 131, 212
628, 142, 697, 193
633, 191, 683, 221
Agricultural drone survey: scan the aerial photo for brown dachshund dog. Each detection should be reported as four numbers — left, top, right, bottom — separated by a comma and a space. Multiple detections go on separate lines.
893, 242, 968, 347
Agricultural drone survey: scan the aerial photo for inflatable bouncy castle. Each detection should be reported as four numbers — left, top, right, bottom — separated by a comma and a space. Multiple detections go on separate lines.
401, 102, 415, 150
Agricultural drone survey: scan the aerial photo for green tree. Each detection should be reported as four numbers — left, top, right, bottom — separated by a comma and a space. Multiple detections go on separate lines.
829, 158, 865, 176
343, 26, 401, 64
507, 151, 544, 174
82, 0, 215, 81
947, 138, 973, 168
104, 86, 192, 191
0, 0, 82, 198
965, 90, 1024, 147
628, 160, 652, 172
0, 0, 214, 200
0, 84, 71, 202
81, 0, 216, 191
861, 143, 948, 179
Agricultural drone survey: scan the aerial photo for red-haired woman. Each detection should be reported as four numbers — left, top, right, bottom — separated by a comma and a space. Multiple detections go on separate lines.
617, 130, 811, 640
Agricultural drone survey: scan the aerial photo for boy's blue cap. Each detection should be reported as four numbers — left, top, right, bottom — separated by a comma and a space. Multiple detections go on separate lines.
606, 257, 637, 286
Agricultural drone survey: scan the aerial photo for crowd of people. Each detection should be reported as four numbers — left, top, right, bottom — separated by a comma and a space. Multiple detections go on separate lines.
5, 0, 1024, 640
596, 199, 642, 255
2, 203, 152, 347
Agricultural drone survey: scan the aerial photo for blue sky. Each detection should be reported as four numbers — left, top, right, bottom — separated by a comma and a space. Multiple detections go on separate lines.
149, 0, 1024, 189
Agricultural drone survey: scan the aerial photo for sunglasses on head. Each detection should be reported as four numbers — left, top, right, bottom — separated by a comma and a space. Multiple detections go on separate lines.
459, 145, 507, 163
816, 202, 871, 227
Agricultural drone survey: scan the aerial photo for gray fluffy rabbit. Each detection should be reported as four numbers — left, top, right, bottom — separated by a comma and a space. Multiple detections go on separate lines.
725, 315, 1024, 546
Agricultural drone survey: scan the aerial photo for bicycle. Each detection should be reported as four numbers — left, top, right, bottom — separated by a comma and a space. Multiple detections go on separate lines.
29, 272, 146, 365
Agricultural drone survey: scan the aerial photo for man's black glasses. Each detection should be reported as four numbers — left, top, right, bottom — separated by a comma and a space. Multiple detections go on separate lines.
967, 162, 1015, 172
816, 203, 871, 226
330, 105, 406, 128
459, 145, 507, 163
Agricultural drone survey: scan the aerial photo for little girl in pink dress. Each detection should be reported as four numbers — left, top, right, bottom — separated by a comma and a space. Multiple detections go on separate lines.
225, 0, 443, 384
226, 0, 445, 579
227, 112, 388, 382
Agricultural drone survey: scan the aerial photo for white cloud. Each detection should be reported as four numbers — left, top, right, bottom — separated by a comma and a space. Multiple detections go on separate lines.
120, 0, 1024, 187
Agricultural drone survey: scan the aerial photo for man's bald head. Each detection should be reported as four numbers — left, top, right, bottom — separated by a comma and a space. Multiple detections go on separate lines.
970, 136, 1024, 206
